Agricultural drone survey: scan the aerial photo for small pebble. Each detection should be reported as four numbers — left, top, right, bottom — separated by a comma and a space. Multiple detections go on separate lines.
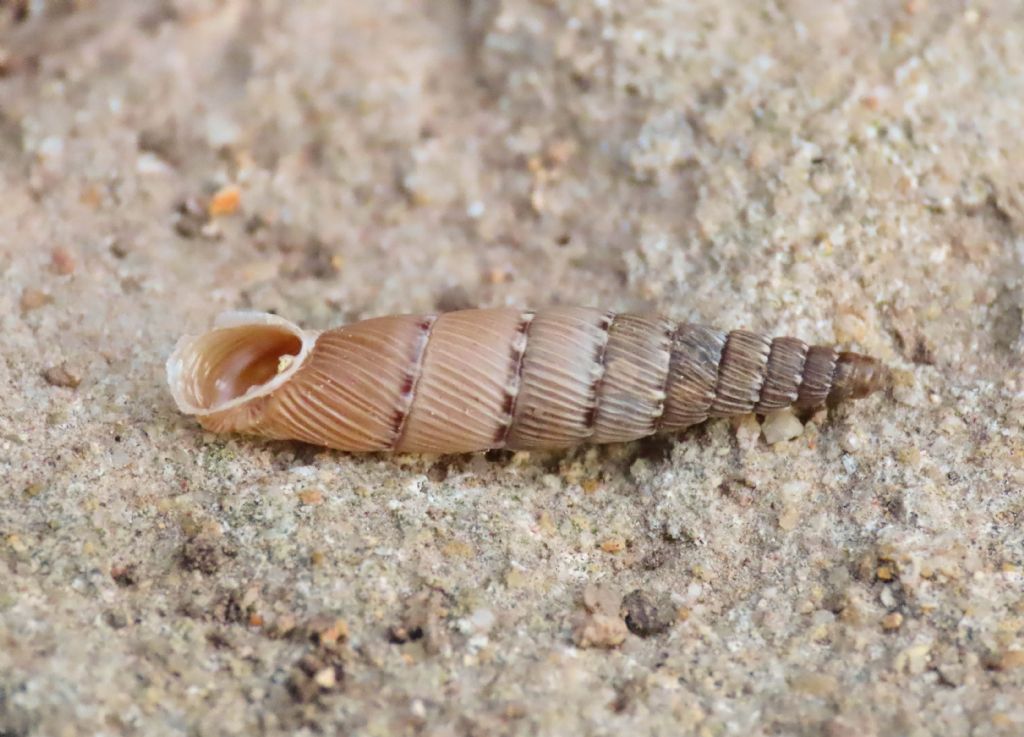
136, 152, 173, 176
778, 506, 801, 531
582, 584, 621, 616
199, 221, 223, 240
762, 410, 804, 444
881, 612, 904, 630
895, 643, 932, 675
838, 430, 862, 454
573, 613, 628, 649
622, 589, 676, 637
20, 288, 51, 312
42, 365, 81, 389
465, 608, 496, 635
37, 135, 64, 164
272, 614, 297, 638
298, 489, 324, 505
208, 184, 241, 217
51, 247, 76, 275
600, 536, 626, 554
789, 671, 839, 697
205, 113, 241, 149
287, 651, 344, 703
313, 667, 337, 688
997, 650, 1024, 671
486, 267, 509, 285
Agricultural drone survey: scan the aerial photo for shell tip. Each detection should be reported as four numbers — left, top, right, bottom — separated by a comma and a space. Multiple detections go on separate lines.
828, 352, 889, 405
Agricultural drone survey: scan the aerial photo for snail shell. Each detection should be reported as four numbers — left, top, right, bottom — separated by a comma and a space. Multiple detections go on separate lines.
166, 307, 888, 453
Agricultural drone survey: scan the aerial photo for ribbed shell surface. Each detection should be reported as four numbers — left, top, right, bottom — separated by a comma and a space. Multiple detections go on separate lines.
267, 315, 431, 451
503, 307, 612, 450
591, 314, 673, 443
396, 308, 527, 453
179, 307, 886, 453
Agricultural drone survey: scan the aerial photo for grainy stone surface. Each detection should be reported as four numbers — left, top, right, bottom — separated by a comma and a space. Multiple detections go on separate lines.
1, 1, 1023, 736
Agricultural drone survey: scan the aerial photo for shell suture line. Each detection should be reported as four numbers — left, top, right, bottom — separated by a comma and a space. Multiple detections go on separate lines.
496, 311, 535, 448
391, 316, 438, 450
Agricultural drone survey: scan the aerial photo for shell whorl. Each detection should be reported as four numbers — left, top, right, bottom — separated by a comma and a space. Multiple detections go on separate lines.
167, 307, 888, 454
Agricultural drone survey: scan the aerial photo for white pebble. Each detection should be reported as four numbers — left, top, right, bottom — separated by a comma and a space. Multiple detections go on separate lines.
136, 152, 173, 175
37, 135, 64, 164
839, 430, 861, 454
205, 113, 241, 148
761, 410, 804, 444
467, 607, 496, 634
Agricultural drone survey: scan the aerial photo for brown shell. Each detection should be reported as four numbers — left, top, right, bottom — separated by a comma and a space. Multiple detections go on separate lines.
166, 307, 888, 453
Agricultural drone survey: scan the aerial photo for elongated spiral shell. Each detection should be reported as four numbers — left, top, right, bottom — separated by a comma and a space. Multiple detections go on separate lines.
166, 307, 888, 453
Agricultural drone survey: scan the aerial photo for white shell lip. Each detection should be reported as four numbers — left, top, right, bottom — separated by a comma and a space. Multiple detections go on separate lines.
166, 311, 318, 417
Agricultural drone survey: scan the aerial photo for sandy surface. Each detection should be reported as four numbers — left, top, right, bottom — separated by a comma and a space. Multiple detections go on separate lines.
1, 1, 1023, 735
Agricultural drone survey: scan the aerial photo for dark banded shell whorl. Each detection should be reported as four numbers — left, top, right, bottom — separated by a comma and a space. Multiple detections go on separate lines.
167, 307, 888, 454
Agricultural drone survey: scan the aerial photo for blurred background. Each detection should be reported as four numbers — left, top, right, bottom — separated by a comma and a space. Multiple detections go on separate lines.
1, 1, 1022, 735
